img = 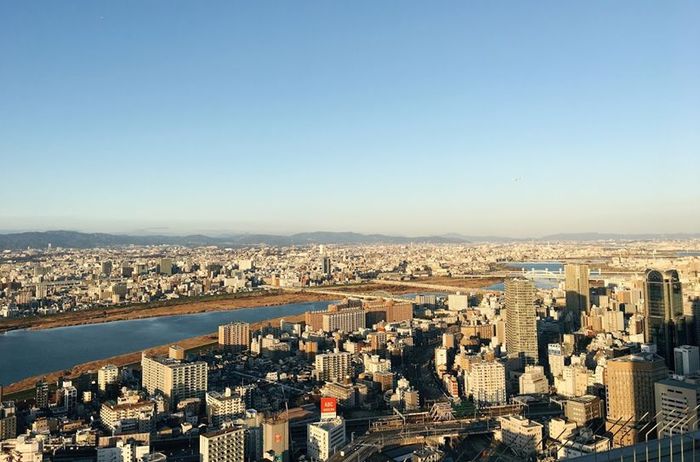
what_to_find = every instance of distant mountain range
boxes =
[0,230,697,250]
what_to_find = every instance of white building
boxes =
[141,352,207,408]
[466,360,506,405]
[307,417,346,462]
[98,364,120,393]
[448,294,470,311]
[96,440,149,462]
[363,354,391,374]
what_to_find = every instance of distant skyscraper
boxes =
[643,269,688,369]
[322,256,332,277]
[159,258,173,275]
[505,278,539,367]
[565,264,590,330]
[674,345,700,376]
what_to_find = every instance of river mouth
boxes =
[0,300,330,386]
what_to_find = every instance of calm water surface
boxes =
[0,301,329,385]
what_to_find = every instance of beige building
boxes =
[141,350,207,408]
[263,415,289,462]
[499,415,543,455]
[218,322,250,352]
[206,388,247,429]
[519,365,548,394]
[605,353,668,446]
[505,278,538,366]
[100,393,156,435]
[565,264,590,322]
[322,308,365,333]
[200,425,245,462]
[315,351,352,383]
[0,403,16,442]
[654,375,700,438]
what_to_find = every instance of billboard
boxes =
[320,397,337,419]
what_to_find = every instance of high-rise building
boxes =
[654,375,700,438]
[674,345,700,376]
[98,364,120,394]
[605,353,668,447]
[322,308,365,333]
[159,258,173,275]
[505,278,539,367]
[141,351,207,408]
[200,425,245,462]
[218,322,251,352]
[644,269,688,369]
[565,264,590,329]
[322,256,332,277]
[0,402,17,442]
[315,351,352,383]
[35,380,49,409]
[307,416,346,462]
[465,360,506,406]
[263,415,289,462]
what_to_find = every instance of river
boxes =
[0,300,330,386]
[486,261,563,290]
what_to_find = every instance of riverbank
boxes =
[0,290,328,333]
[2,313,306,398]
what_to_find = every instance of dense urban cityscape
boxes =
[0,238,699,461]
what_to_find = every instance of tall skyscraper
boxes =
[505,278,539,367]
[218,322,251,352]
[565,264,590,330]
[605,352,668,447]
[643,269,688,369]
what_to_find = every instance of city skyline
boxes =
[2,1,699,236]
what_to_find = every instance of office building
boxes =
[605,353,668,446]
[674,345,700,376]
[505,278,539,367]
[322,256,331,276]
[141,351,207,408]
[654,375,700,438]
[448,293,470,311]
[644,269,688,369]
[200,425,245,462]
[307,416,346,462]
[218,322,251,352]
[564,395,604,427]
[315,351,351,383]
[159,258,173,275]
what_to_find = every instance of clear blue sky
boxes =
[1,1,698,237]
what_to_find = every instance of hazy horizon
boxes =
[2,2,699,236]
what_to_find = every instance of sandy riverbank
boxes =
[0,291,328,333]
